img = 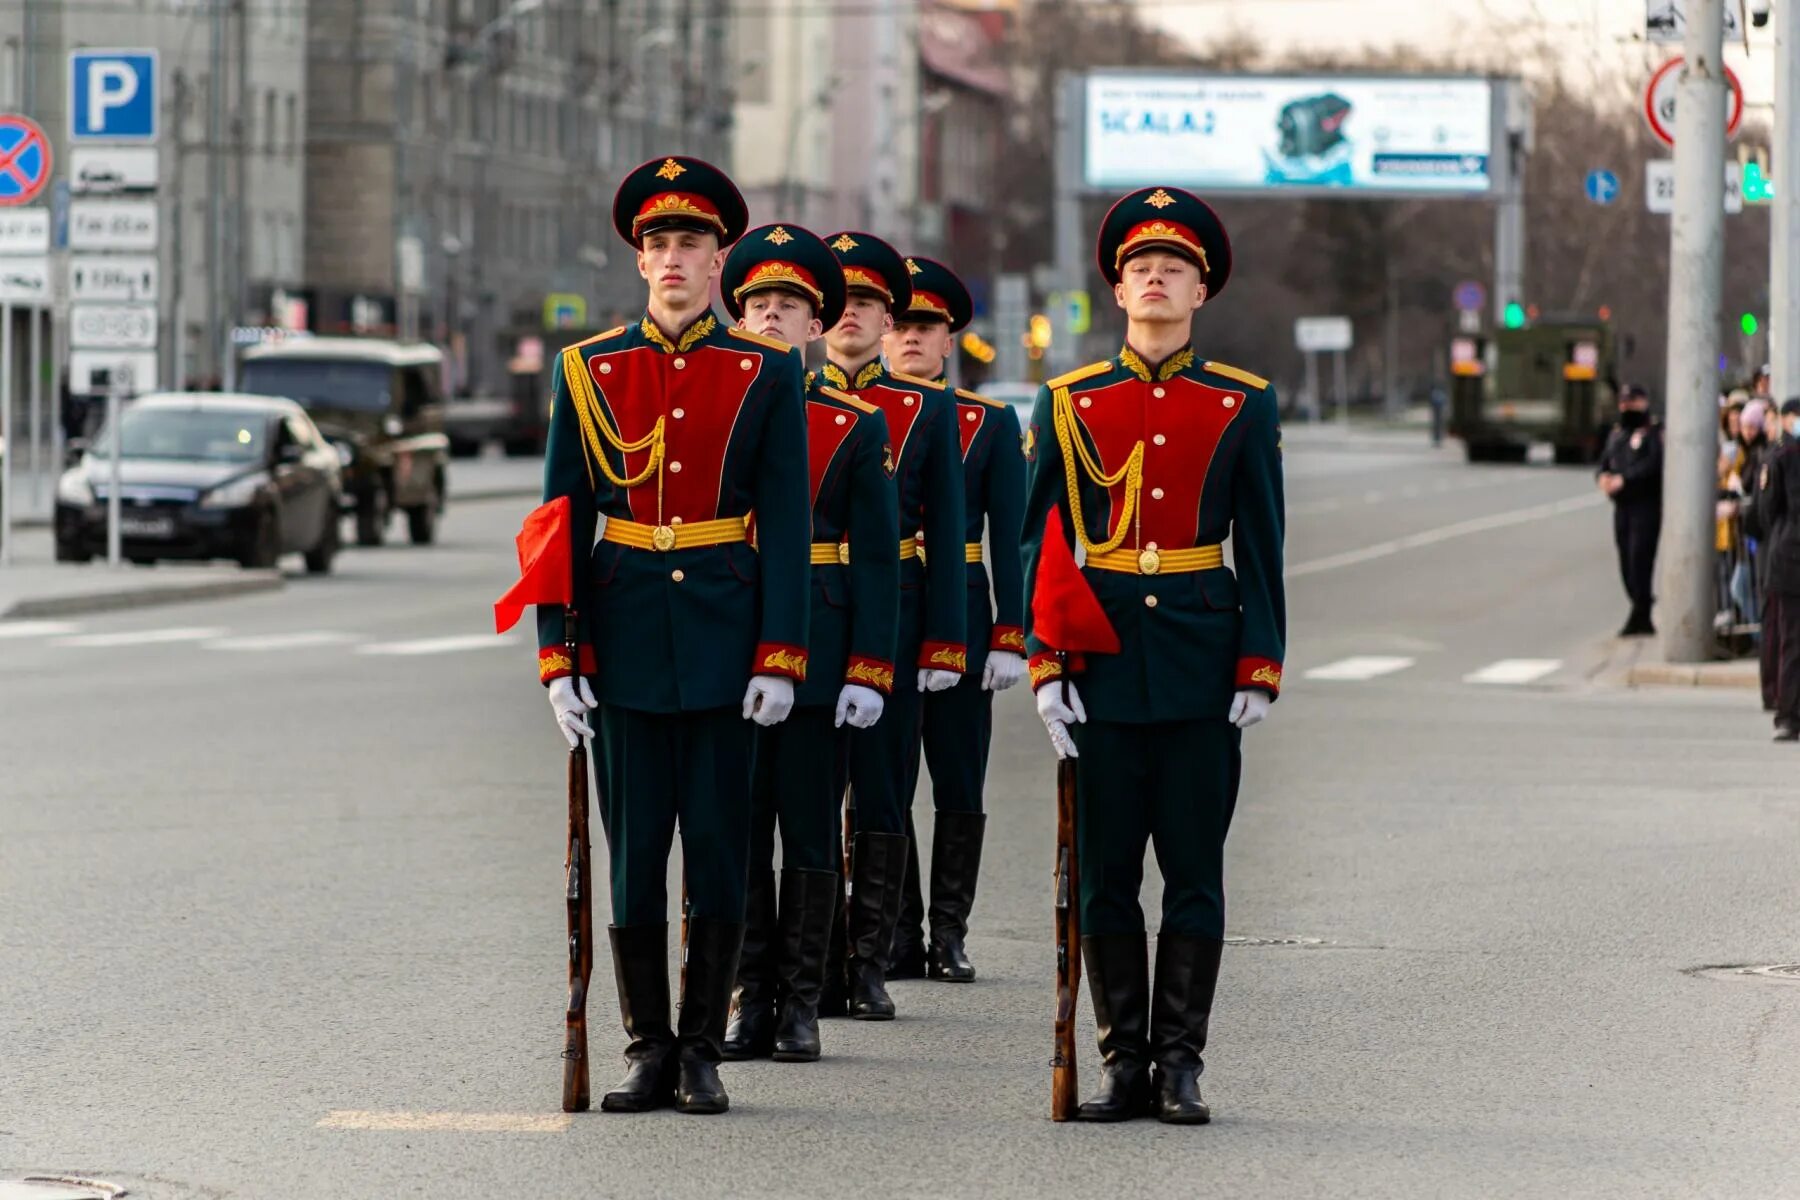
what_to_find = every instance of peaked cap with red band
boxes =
[1096,185,1232,294]
[721,223,847,331]
[822,230,913,316]
[612,155,749,248]
[896,255,973,333]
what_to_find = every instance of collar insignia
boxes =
[823,362,850,390]
[855,361,883,390]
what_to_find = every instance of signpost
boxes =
[1294,316,1354,425]
[1645,56,1744,146]
[0,118,50,567]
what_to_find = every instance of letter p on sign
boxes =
[69,51,158,142]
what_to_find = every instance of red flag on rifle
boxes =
[1030,508,1119,655]
[494,496,573,634]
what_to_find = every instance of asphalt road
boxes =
[4,429,1798,1199]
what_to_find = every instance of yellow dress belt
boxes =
[602,514,750,552]
[818,538,921,564]
[1085,543,1224,576]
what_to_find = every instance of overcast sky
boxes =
[1141,0,1778,106]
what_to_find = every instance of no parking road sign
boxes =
[0,114,53,207]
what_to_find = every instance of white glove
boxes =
[1035,679,1086,760]
[918,668,961,693]
[742,675,796,726]
[982,650,1025,692]
[1228,690,1271,730]
[548,676,596,748]
[834,683,886,729]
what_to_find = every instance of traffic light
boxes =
[1742,312,1760,336]
[1503,302,1526,330]
[1744,159,1774,204]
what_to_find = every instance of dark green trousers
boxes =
[848,587,926,835]
[750,706,846,873]
[920,674,992,814]
[596,704,754,926]
[1070,718,1241,939]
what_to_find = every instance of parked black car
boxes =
[54,393,343,572]
[238,337,450,546]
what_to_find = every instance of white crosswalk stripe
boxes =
[1303,656,1416,682]
[0,620,79,640]
[205,631,360,652]
[55,627,227,648]
[1464,659,1562,686]
[356,635,515,657]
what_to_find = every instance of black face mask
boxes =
[1619,409,1650,430]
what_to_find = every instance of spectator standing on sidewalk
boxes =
[1758,405,1800,741]
[1597,385,1664,637]
[1756,401,1800,722]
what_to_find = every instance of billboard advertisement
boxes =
[1084,73,1497,195]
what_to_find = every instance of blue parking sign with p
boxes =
[70,51,158,142]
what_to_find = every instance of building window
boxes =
[286,94,298,160]
[264,90,276,154]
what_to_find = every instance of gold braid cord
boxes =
[561,347,665,490]
[1051,386,1142,555]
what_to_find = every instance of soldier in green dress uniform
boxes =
[817,231,968,1019]
[882,256,1026,983]
[712,223,901,1063]
[535,156,813,1116]
[1022,185,1285,1124]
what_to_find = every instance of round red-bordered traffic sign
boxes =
[0,113,52,207]
[1644,57,1744,147]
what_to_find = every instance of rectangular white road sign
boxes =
[1295,315,1354,353]
[70,254,159,302]
[1646,160,1743,214]
[0,208,51,255]
[69,349,158,396]
[69,199,158,250]
[1646,0,1742,44]
[70,146,159,194]
[71,302,158,350]
[0,257,51,304]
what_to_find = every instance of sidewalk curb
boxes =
[1624,662,1759,690]
[2,571,285,621]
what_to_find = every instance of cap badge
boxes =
[1145,188,1176,209]
[766,226,794,245]
[831,233,859,252]
[656,158,686,181]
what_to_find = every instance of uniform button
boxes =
[904,396,916,407]
[1153,386,1166,398]
[1153,434,1166,446]
[1145,541,1158,551]
[669,461,682,473]
[1223,397,1236,408]
[1144,594,1158,608]
[1079,396,1092,408]
[740,358,753,370]
[835,413,847,425]
[1151,487,1165,499]
[965,411,977,421]
[670,516,683,525]
[672,407,685,419]
[598,361,613,374]
[671,569,685,582]
[673,357,686,370]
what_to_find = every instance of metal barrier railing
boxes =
[1714,496,1763,656]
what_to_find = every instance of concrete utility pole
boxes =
[1773,0,1800,405]
[1661,0,1729,663]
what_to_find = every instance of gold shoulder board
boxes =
[818,385,880,415]
[889,370,948,391]
[1204,361,1269,390]
[957,388,1008,408]
[1047,360,1112,391]
[572,325,627,350]
[727,326,792,352]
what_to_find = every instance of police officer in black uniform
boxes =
[1596,384,1664,637]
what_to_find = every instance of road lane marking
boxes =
[54,627,227,648]
[1288,493,1602,578]
[0,620,79,639]
[1464,658,1562,685]
[316,1110,571,1133]
[1303,656,1416,681]
[356,635,516,656]
[205,631,358,652]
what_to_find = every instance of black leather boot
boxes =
[600,923,677,1113]
[772,868,838,1062]
[926,811,986,982]
[846,831,908,1020]
[888,811,927,979]
[721,866,777,1060]
[1076,932,1152,1122]
[674,915,744,1115]
[1150,932,1223,1126]
[820,866,850,1018]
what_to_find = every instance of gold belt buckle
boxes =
[1138,547,1161,575]
[651,524,677,552]
[837,542,850,565]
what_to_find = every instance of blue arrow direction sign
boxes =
[1585,168,1620,206]
[0,114,53,207]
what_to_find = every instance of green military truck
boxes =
[1448,318,1615,464]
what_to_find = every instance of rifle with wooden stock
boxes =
[559,609,595,1113]
[1051,665,1081,1121]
